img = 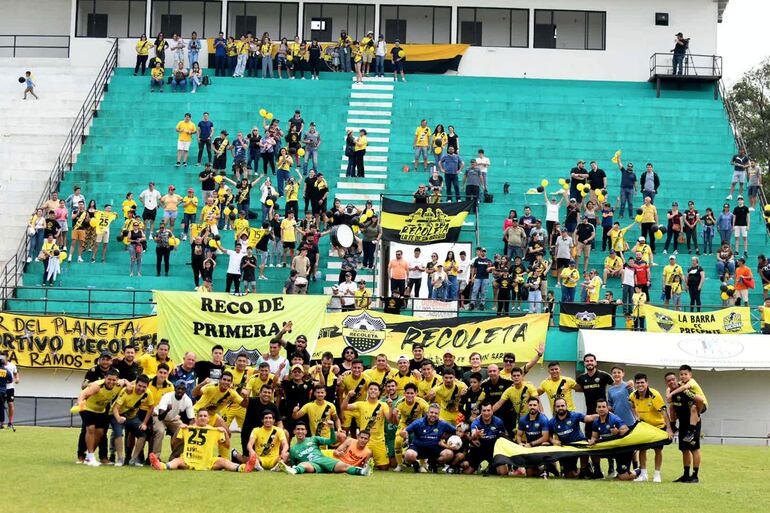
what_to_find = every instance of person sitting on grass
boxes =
[150,409,257,472]
[277,421,373,476]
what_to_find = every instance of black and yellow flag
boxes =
[559,302,616,332]
[493,422,671,468]
[380,198,471,244]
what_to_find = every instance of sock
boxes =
[86,452,95,461]
[640,469,648,478]
[692,467,699,478]
[346,467,364,476]
[683,466,690,477]
[294,465,306,475]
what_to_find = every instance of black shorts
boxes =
[283,241,295,250]
[311,199,326,215]
[664,285,672,300]
[556,258,570,269]
[5,389,14,402]
[559,456,579,474]
[467,444,498,470]
[142,208,157,221]
[614,452,633,475]
[80,410,111,429]
[679,421,701,451]
[412,444,443,462]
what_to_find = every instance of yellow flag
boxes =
[611,150,622,164]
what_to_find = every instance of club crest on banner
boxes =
[341,312,387,354]
[400,207,451,242]
[223,346,263,366]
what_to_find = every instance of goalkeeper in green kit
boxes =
[277,421,373,476]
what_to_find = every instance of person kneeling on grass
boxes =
[150,409,256,472]
[277,421,373,476]
[244,411,289,471]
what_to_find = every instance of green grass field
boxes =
[4,427,769,512]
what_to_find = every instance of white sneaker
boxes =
[393,464,403,472]
[68,255,72,262]
[417,464,428,473]
[662,249,667,255]
[182,235,187,241]
[86,459,101,467]
[634,473,648,482]
[749,207,755,212]
[277,461,296,475]
[114,459,124,467]
[26,256,32,263]
[77,257,84,262]
[608,470,618,479]
[653,474,662,483]
[259,275,268,280]
[269,264,274,268]
[726,194,733,200]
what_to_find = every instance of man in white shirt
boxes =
[375,34,387,77]
[476,149,490,178]
[328,284,342,312]
[65,185,86,213]
[431,264,448,300]
[217,241,247,294]
[139,182,162,236]
[338,272,357,311]
[407,247,425,298]
[152,381,195,458]
[256,340,288,379]
[457,250,471,308]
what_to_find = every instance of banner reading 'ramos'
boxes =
[313,311,548,366]
[154,292,328,362]
[641,304,755,334]
[0,312,157,370]
[380,198,472,244]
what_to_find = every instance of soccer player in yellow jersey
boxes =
[537,361,578,412]
[666,364,708,444]
[629,373,673,482]
[76,369,127,466]
[417,361,440,399]
[244,362,277,400]
[111,374,154,466]
[492,367,537,426]
[150,409,256,472]
[364,354,392,393]
[223,354,253,427]
[294,384,340,437]
[146,363,174,407]
[428,369,467,423]
[246,411,288,471]
[193,371,247,415]
[413,119,432,172]
[137,339,173,377]
[388,356,420,395]
[338,359,370,429]
[342,382,391,470]
[391,383,429,471]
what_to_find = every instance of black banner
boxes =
[559,302,617,332]
[380,198,472,244]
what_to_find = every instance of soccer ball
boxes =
[446,435,463,451]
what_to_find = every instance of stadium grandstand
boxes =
[1,0,769,493]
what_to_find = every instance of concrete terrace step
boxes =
[339,164,387,172]
[338,173,387,180]
[337,181,386,190]
[349,101,393,108]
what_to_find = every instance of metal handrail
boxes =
[0,34,71,57]
[718,79,746,152]
[649,52,723,78]
[0,38,119,309]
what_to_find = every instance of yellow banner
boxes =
[641,304,755,334]
[154,292,328,362]
[313,311,548,366]
[0,313,157,370]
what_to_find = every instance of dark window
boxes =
[655,12,669,27]
[534,9,605,50]
[457,8,528,47]
[379,5,451,44]
[303,3,374,42]
[76,0,147,38]
[227,2,299,39]
[150,0,223,38]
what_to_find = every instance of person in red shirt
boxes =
[632,252,651,300]
[734,258,755,306]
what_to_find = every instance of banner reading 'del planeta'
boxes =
[154,292,328,362]
[640,304,755,334]
[380,198,472,244]
[313,310,548,366]
[0,312,157,369]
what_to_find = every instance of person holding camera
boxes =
[672,32,688,76]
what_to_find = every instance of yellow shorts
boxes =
[222,405,246,428]
[72,229,86,242]
[342,410,359,429]
[259,455,280,470]
[369,440,389,467]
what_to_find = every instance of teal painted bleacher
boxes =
[387,75,755,307]
[8,69,352,315]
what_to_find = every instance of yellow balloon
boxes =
[59,252,67,262]
[721,292,729,301]
[223,207,231,216]
[259,108,267,117]
[209,239,218,248]
[266,199,274,207]
[654,230,663,240]
[297,148,305,157]
[576,183,585,192]
[597,194,605,203]
[434,147,442,155]
[287,54,293,62]
[398,50,405,58]
[352,225,359,234]
[541,179,549,188]
[562,183,569,190]
[635,214,643,222]
[89,218,98,228]
[558,178,566,185]
[266,113,273,120]
[580,191,587,198]
[215,175,223,184]
[169,237,177,247]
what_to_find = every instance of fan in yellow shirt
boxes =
[200,197,220,228]
[629,375,672,481]
[585,271,603,303]
[232,212,250,241]
[342,382,391,469]
[428,369,467,423]
[176,115,196,143]
[560,265,580,288]
[122,195,137,219]
[150,409,256,472]
[603,251,624,282]
[293,384,340,437]
[537,362,577,411]
[245,410,288,470]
